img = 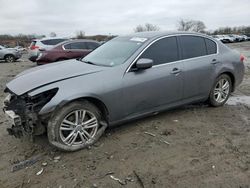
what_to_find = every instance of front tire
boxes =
[47,101,106,151]
[208,74,232,107]
[5,55,15,63]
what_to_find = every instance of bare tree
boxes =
[177,19,206,33]
[76,30,85,39]
[134,23,160,32]
[50,32,57,37]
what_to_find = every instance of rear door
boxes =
[64,42,91,59]
[178,35,218,100]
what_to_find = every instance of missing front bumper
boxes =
[3,109,23,138]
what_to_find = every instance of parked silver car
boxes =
[0,45,22,63]
[3,32,245,151]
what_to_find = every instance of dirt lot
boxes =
[0,42,250,188]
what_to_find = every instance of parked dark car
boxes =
[36,39,100,65]
[3,31,245,151]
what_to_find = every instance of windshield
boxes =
[82,37,146,67]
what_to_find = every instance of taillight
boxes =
[240,54,245,63]
[30,46,39,50]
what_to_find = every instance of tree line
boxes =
[134,19,250,35]
[1,19,250,47]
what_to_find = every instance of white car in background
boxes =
[222,35,235,43]
[212,35,224,42]
[28,37,68,62]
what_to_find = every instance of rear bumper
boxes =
[15,53,22,59]
[29,55,38,62]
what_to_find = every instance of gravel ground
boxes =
[0,42,250,188]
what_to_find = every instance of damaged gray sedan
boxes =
[3,31,245,151]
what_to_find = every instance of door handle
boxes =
[211,59,220,65]
[171,68,181,74]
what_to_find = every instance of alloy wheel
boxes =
[59,109,98,146]
[213,78,230,103]
[5,56,14,63]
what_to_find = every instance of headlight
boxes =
[27,88,58,112]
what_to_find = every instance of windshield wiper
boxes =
[81,59,96,65]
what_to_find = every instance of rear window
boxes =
[41,39,67,45]
[179,36,207,59]
[205,38,217,54]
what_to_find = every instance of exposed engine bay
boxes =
[3,88,58,138]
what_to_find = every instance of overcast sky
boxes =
[0,0,249,37]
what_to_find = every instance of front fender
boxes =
[27,79,108,117]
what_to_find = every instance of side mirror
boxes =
[136,58,153,70]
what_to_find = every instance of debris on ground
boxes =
[133,170,145,188]
[53,156,61,163]
[110,175,126,185]
[36,168,44,176]
[144,132,156,137]
[54,156,61,160]
[42,162,47,167]
[160,140,171,145]
[11,155,42,172]
[97,171,114,179]
[161,129,176,136]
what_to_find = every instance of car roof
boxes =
[122,31,211,40]
[54,39,99,48]
[33,37,69,42]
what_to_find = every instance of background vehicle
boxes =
[0,45,22,63]
[36,39,100,65]
[4,32,245,151]
[223,35,235,42]
[14,46,26,53]
[28,37,68,62]
[213,35,224,42]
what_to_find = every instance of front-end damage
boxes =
[3,88,58,139]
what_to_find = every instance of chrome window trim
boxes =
[126,34,219,73]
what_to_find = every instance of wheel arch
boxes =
[4,53,15,59]
[52,96,110,123]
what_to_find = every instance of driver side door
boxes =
[122,36,184,117]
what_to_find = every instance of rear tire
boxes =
[208,74,232,107]
[47,101,106,151]
[5,55,15,63]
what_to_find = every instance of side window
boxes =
[86,42,100,50]
[70,42,87,50]
[140,37,179,65]
[41,39,66,45]
[64,43,71,50]
[205,38,217,55]
[179,36,206,59]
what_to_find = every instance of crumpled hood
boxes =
[6,59,104,96]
